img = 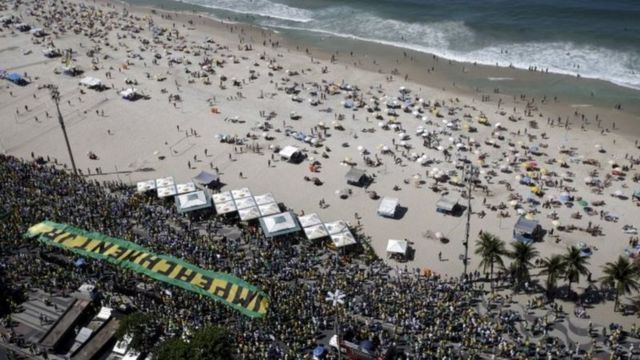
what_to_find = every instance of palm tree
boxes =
[561,246,590,296]
[539,255,565,299]
[600,256,640,312]
[475,232,507,291]
[508,241,539,290]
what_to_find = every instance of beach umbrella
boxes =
[551,220,560,227]
[595,144,601,149]
[313,345,326,358]
[437,146,445,151]
[382,146,389,152]
[357,145,364,152]
[399,141,407,147]
[435,232,443,239]
[510,200,519,206]
[422,116,428,121]
[608,159,616,165]
[584,176,593,183]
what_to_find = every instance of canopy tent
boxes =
[176,182,196,194]
[259,212,301,238]
[304,223,329,240]
[79,76,103,89]
[157,185,177,198]
[345,167,368,186]
[324,220,348,235]
[192,170,219,185]
[234,196,257,210]
[238,206,261,221]
[231,187,252,199]
[253,193,276,205]
[436,196,459,213]
[386,239,408,255]
[155,176,175,188]
[175,191,211,213]
[377,197,399,217]
[214,200,237,215]
[279,145,302,162]
[258,202,280,217]
[298,213,323,228]
[331,230,357,248]
[136,179,156,192]
[513,217,542,244]
[211,191,233,204]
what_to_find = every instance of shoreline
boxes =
[124,0,640,121]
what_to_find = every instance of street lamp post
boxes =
[462,164,479,276]
[326,289,345,360]
[49,85,78,175]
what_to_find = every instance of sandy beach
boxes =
[2,0,640,331]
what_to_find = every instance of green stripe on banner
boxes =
[25,221,268,318]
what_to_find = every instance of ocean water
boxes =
[163,0,640,91]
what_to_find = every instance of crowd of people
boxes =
[2,155,638,359]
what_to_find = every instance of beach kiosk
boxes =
[377,197,399,218]
[436,196,460,215]
[513,217,543,244]
[345,167,368,187]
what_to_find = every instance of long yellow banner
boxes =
[26,221,268,318]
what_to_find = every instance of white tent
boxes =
[120,88,139,100]
[324,220,348,235]
[235,196,257,210]
[258,202,280,217]
[155,176,175,188]
[259,212,301,237]
[79,76,103,88]
[279,145,300,161]
[214,200,237,214]
[231,187,252,199]
[157,185,177,198]
[175,191,211,213]
[304,223,329,240]
[298,213,323,228]
[377,197,399,217]
[386,239,408,255]
[176,182,196,194]
[211,191,233,204]
[331,230,357,248]
[253,193,276,205]
[136,179,156,192]
[238,206,261,221]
